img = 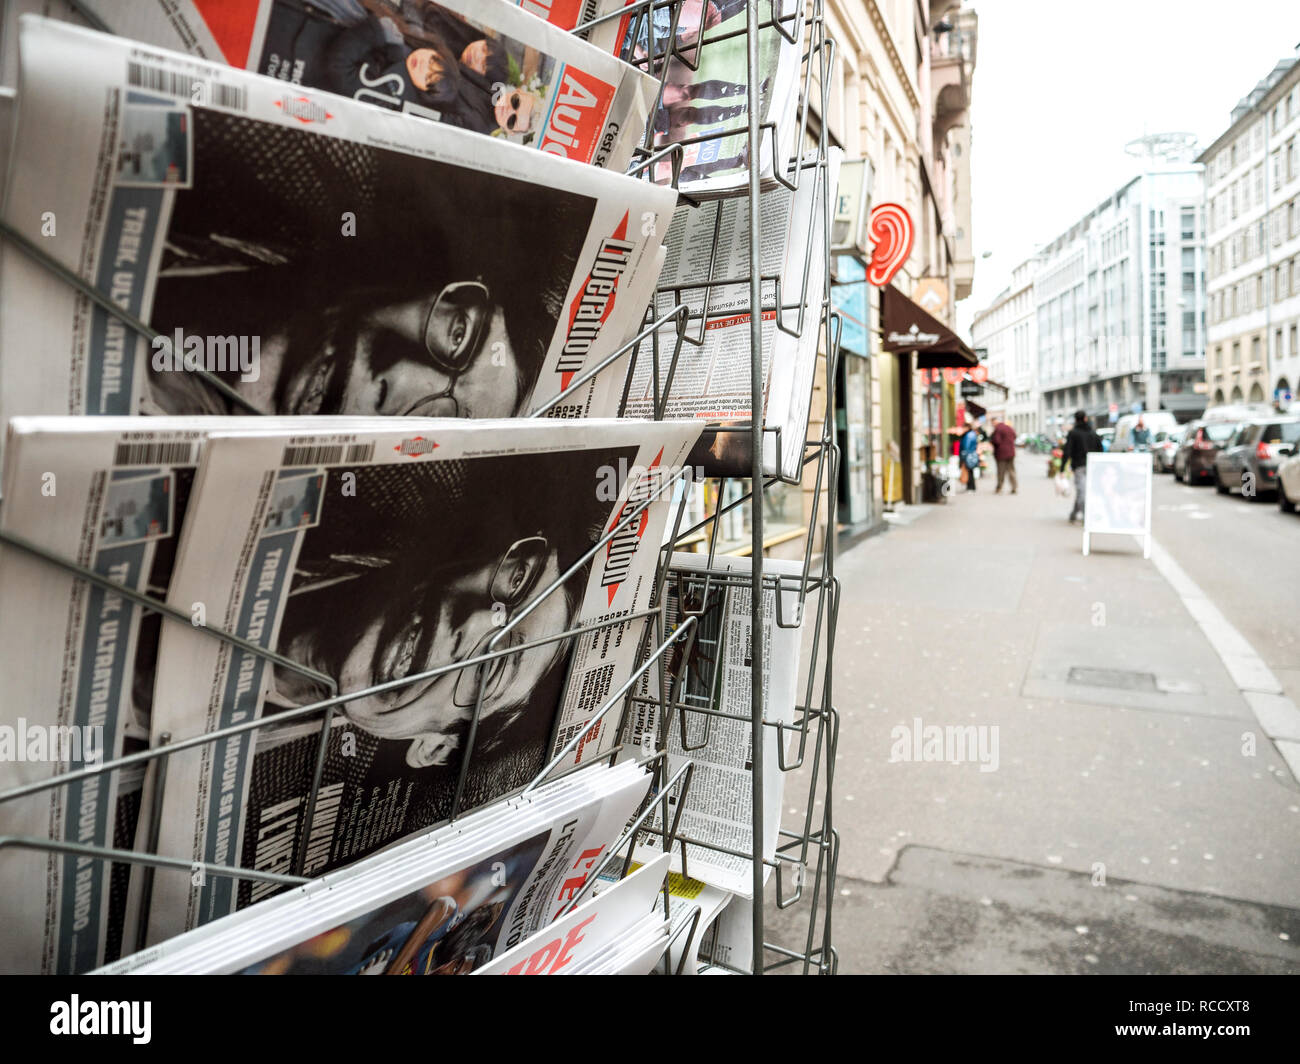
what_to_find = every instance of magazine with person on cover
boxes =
[139,417,698,944]
[63,0,656,168]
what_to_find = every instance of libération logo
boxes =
[557,213,634,391]
[600,448,662,606]
[50,996,151,1044]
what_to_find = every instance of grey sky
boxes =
[961,0,1300,334]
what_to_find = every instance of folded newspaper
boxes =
[140,416,697,944]
[0,414,290,975]
[626,553,806,896]
[0,414,444,974]
[475,851,669,974]
[624,150,842,479]
[594,857,731,975]
[95,760,651,973]
[0,16,678,467]
[600,0,803,196]
[70,0,656,169]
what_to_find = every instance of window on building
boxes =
[1258,273,1266,306]
[1251,335,1262,364]
[1232,340,1241,365]
[1291,324,1299,358]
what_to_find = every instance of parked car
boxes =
[1152,427,1185,473]
[1278,443,1300,513]
[1112,411,1180,453]
[1213,417,1300,500]
[1174,420,1238,484]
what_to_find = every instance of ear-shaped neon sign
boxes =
[866,203,915,287]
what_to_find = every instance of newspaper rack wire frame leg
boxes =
[572,0,840,974]
[631,0,842,967]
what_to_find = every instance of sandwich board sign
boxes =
[1083,453,1152,558]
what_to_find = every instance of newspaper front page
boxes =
[0,416,260,974]
[0,16,677,469]
[625,553,806,896]
[0,415,407,973]
[619,150,841,478]
[140,417,697,943]
[74,0,657,170]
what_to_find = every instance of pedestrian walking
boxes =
[990,415,1018,494]
[1064,409,1103,524]
[959,422,982,491]
[1131,416,1151,453]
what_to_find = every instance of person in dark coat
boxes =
[1064,410,1104,523]
[990,416,1018,494]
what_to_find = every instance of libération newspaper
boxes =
[71,0,656,169]
[0,16,678,466]
[625,150,842,479]
[96,761,653,974]
[0,416,213,975]
[0,414,427,974]
[140,417,698,945]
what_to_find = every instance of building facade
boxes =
[818,0,979,522]
[1200,49,1300,410]
[970,256,1037,434]
[1034,167,1207,432]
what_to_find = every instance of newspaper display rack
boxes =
[0,0,841,976]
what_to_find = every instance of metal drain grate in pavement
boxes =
[1066,667,1159,692]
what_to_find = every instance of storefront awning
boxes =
[879,285,978,368]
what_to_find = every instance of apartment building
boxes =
[970,257,1037,434]
[1200,48,1300,409]
[1034,166,1207,432]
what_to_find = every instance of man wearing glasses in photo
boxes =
[144,107,594,420]
[268,450,632,795]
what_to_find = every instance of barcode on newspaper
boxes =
[113,442,196,467]
[280,443,376,467]
[127,61,247,110]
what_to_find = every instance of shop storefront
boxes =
[832,256,875,531]
[879,285,978,501]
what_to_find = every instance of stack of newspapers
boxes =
[0,0,827,976]
[96,763,670,975]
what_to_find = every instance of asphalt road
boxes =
[1149,467,1300,705]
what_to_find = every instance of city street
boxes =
[774,453,1300,974]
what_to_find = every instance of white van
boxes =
[1112,410,1180,453]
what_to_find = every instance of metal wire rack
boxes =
[0,0,841,976]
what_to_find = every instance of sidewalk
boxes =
[774,458,1300,974]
